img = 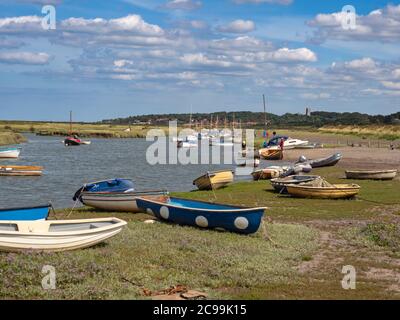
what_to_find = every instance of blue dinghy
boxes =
[0,204,50,221]
[136,197,266,235]
[73,178,135,201]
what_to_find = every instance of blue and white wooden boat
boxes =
[0,204,50,221]
[73,178,135,201]
[136,197,266,235]
[0,147,21,159]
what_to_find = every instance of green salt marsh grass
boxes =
[0,215,317,299]
[320,125,400,141]
[0,121,165,139]
[0,132,26,146]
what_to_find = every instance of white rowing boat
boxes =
[345,169,398,180]
[80,190,169,212]
[0,148,21,159]
[0,218,127,252]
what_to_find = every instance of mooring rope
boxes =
[49,202,58,220]
[67,186,85,217]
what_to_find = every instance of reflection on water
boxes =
[0,134,265,209]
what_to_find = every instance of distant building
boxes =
[305,107,312,117]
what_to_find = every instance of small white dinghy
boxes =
[0,147,21,159]
[0,217,127,252]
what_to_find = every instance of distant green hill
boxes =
[102,111,400,128]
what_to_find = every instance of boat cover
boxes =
[73,179,135,201]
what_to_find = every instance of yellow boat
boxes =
[193,170,234,190]
[251,168,282,180]
[286,183,360,199]
[0,165,43,176]
[259,148,283,160]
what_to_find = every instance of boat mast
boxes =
[69,110,72,136]
[189,104,192,129]
[263,94,267,133]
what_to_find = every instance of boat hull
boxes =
[345,170,398,180]
[309,153,342,168]
[136,197,266,235]
[0,148,21,159]
[0,218,127,252]
[0,205,50,221]
[252,168,282,180]
[0,165,43,176]
[81,191,169,212]
[271,175,320,193]
[193,170,234,190]
[286,184,360,199]
[259,148,283,160]
[64,138,81,146]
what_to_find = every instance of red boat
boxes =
[64,136,81,146]
[64,111,81,146]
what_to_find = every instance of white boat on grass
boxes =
[0,218,127,252]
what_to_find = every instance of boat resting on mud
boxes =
[297,153,342,168]
[345,169,398,180]
[258,148,283,160]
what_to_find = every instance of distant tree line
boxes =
[102,111,400,128]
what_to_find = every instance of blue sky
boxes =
[0,0,399,121]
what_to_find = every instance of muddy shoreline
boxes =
[285,147,400,170]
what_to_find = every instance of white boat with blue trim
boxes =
[0,147,21,159]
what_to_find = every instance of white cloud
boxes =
[217,20,255,33]
[163,0,202,10]
[114,59,133,68]
[268,47,317,62]
[0,15,43,33]
[0,37,25,49]
[308,4,400,43]
[0,51,50,65]
[344,57,376,70]
[61,15,164,36]
[181,53,234,68]
[301,92,331,100]
[381,81,400,90]
[392,69,400,79]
